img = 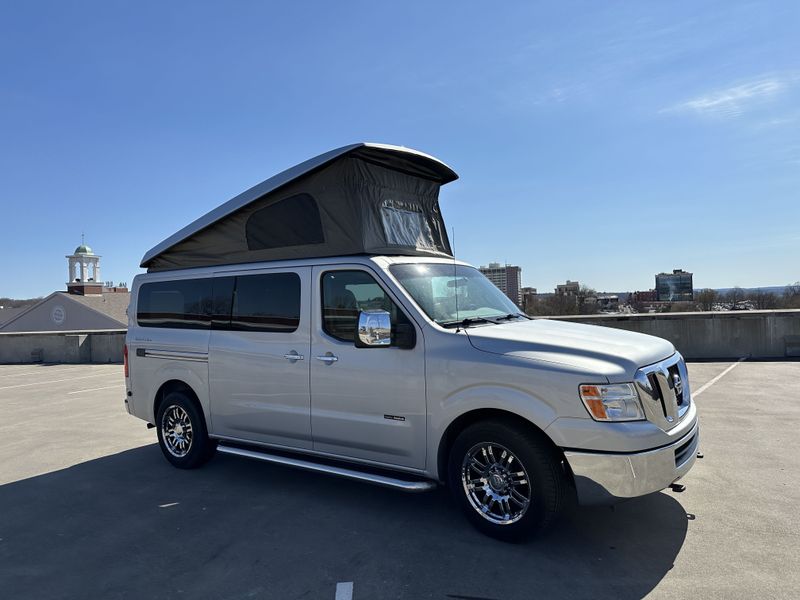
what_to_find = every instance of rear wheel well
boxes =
[153,380,203,425]
[436,409,564,484]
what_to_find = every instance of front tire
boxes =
[156,391,216,469]
[448,419,570,541]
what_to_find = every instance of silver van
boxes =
[125,144,698,540]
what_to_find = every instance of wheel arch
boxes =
[436,408,566,485]
[153,380,205,427]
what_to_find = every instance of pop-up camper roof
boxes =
[141,143,458,272]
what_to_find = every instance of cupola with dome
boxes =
[66,235,102,295]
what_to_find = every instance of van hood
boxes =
[465,318,675,381]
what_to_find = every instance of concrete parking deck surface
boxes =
[0,362,798,599]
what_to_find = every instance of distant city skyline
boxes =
[2,2,799,298]
[5,234,797,301]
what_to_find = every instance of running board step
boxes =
[217,444,437,493]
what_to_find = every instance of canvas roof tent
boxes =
[141,143,459,272]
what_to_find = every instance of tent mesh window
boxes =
[379,198,436,249]
[246,193,325,250]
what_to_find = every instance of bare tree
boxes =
[784,282,800,309]
[696,288,718,311]
[526,295,562,316]
[0,297,40,309]
[726,287,745,310]
[548,294,579,316]
[748,290,778,310]
[577,285,598,315]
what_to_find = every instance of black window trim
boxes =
[210,275,235,330]
[136,271,304,333]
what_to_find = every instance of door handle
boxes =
[283,351,304,362]
[315,353,338,364]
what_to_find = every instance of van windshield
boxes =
[389,263,523,327]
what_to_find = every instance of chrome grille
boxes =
[634,353,691,431]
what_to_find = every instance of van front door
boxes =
[209,267,312,449]
[310,266,426,469]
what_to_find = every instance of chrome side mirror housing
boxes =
[356,310,392,347]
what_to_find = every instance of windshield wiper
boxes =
[440,316,502,329]
[496,312,531,322]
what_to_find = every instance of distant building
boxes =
[0,240,129,333]
[555,280,580,296]
[656,269,693,302]
[521,287,537,314]
[631,289,658,303]
[480,262,522,307]
[0,306,27,327]
[66,242,103,295]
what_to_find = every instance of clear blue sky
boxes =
[2,1,798,298]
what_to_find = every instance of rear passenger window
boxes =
[231,273,301,332]
[137,279,212,329]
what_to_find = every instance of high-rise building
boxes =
[656,269,693,302]
[479,262,522,307]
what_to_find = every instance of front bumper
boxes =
[564,420,699,506]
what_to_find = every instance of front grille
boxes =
[635,353,691,431]
[668,364,686,407]
[646,372,670,420]
[674,431,698,467]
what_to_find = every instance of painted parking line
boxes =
[0,367,81,379]
[693,357,747,397]
[0,373,113,391]
[335,582,353,600]
[67,384,125,395]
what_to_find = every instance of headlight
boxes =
[579,383,645,422]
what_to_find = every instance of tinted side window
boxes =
[321,270,409,342]
[137,279,212,329]
[231,273,301,332]
[246,194,324,250]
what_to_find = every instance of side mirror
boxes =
[355,310,391,348]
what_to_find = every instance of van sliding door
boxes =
[208,267,312,449]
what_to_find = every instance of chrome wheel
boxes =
[461,442,532,525]
[161,404,194,458]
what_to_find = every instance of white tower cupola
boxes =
[66,235,103,295]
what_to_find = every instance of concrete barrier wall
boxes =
[548,309,800,360]
[1,310,799,364]
[0,330,126,364]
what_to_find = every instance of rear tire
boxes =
[156,391,216,469]
[447,419,570,541]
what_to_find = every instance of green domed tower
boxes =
[66,236,102,295]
